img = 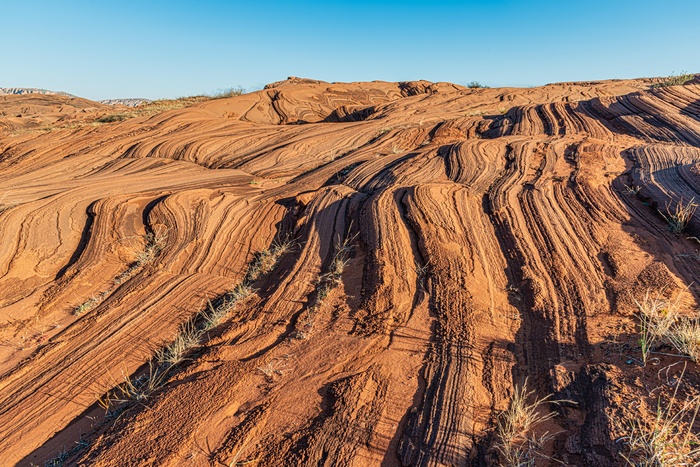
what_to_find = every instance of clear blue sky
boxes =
[2,0,698,100]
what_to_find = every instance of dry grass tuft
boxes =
[114,366,167,403]
[634,291,680,365]
[202,283,253,330]
[494,380,566,466]
[660,198,697,235]
[202,299,229,331]
[43,435,90,467]
[229,282,254,301]
[257,359,288,382]
[73,295,101,315]
[134,228,169,266]
[155,320,202,367]
[668,317,700,363]
[321,232,355,285]
[43,447,69,467]
[97,361,167,414]
[634,289,700,364]
[246,238,293,283]
[625,184,641,195]
[620,371,700,466]
[295,230,356,340]
[73,230,168,317]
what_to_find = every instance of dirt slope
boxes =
[1,76,700,466]
[0,93,109,133]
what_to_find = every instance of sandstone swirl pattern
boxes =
[0,77,699,466]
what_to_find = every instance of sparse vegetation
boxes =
[414,259,430,277]
[667,317,700,363]
[155,319,202,367]
[72,229,168,316]
[21,68,700,467]
[73,295,102,315]
[652,71,696,88]
[97,362,167,412]
[257,359,288,382]
[624,184,641,195]
[376,127,392,137]
[95,113,129,123]
[128,237,290,394]
[620,371,700,466]
[246,237,293,283]
[322,233,353,286]
[113,364,168,404]
[93,234,289,418]
[494,380,566,466]
[211,86,245,99]
[660,197,697,234]
[134,228,169,266]
[634,289,700,364]
[296,230,355,339]
[202,283,253,331]
[43,447,69,467]
[94,87,246,124]
[635,291,677,365]
[44,436,90,466]
[467,81,489,89]
[635,291,681,365]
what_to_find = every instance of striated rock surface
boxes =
[0,77,699,466]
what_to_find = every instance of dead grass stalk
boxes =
[620,369,700,465]
[494,380,567,466]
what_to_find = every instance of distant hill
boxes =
[0,87,74,97]
[0,88,153,107]
[99,98,152,107]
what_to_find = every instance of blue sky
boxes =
[2,0,699,100]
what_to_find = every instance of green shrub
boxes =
[96,113,129,123]
[652,71,696,88]
[467,81,489,89]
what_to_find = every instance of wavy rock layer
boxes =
[1,77,700,466]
